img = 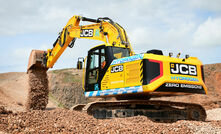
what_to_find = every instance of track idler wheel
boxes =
[187,106,206,121]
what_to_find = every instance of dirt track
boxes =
[0,64,221,133]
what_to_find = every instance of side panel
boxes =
[125,60,143,87]
[142,54,207,94]
[109,64,125,88]
[101,54,144,90]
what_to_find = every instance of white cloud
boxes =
[128,22,195,50]
[193,17,221,47]
[13,48,32,59]
[189,0,221,12]
[128,27,154,46]
[0,0,193,36]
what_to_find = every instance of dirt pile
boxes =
[204,63,221,98]
[0,108,221,133]
[0,72,28,112]
[0,106,12,114]
[26,67,49,110]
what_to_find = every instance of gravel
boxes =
[207,108,221,121]
[25,67,49,110]
[1,107,221,134]
[0,106,12,114]
[186,121,221,134]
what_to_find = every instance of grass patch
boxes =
[50,68,73,74]
[62,72,81,83]
[51,70,64,74]
[49,93,65,108]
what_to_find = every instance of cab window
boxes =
[112,47,130,59]
[101,48,106,69]
[89,49,99,69]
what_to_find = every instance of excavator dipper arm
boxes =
[27,15,134,71]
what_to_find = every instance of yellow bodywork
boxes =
[100,53,207,96]
[101,60,143,90]
[45,15,134,68]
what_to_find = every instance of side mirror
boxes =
[77,57,84,70]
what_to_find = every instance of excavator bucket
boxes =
[26,49,49,110]
[27,50,47,72]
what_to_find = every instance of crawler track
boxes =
[81,100,206,122]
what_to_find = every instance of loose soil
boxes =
[25,67,48,110]
[0,108,221,134]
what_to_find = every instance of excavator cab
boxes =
[77,57,84,70]
[84,45,130,92]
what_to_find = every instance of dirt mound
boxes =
[0,73,28,112]
[26,67,48,110]
[0,107,221,133]
[0,106,12,114]
[204,63,221,102]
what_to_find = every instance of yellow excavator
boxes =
[27,15,207,122]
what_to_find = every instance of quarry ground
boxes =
[0,64,221,133]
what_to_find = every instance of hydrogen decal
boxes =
[111,54,144,65]
[170,63,197,76]
[80,29,93,37]
[94,29,100,37]
[171,76,199,82]
[111,65,123,73]
[164,83,202,89]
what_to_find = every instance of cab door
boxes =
[85,46,108,91]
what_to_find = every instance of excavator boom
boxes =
[27,16,134,71]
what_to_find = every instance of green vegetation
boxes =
[62,72,81,83]
[49,68,82,83]
[50,68,71,74]
[48,93,65,108]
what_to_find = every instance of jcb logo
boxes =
[170,63,197,76]
[111,65,123,73]
[80,29,93,37]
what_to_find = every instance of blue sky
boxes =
[0,0,221,73]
